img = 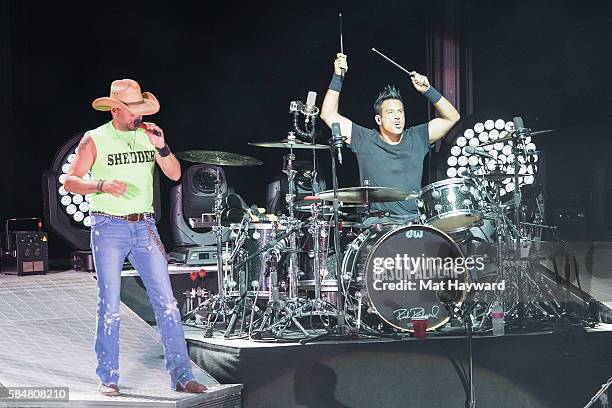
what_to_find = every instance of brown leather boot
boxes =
[176,380,207,393]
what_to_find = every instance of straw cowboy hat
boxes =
[92,79,160,115]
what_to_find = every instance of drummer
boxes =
[320,53,460,226]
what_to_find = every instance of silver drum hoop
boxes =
[418,178,483,234]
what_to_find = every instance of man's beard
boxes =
[132,118,143,129]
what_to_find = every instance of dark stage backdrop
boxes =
[1,1,610,260]
[465,0,612,241]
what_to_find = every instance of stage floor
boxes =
[184,324,612,408]
[0,271,242,407]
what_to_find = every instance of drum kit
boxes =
[176,122,584,341]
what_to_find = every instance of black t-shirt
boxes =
[349,122,431,215]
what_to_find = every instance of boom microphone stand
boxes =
[511,117,530,330]
[299,128,351,344]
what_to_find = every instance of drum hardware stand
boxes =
[470,132,561,332]
[510,125,528,329]
[329,133,350,335]
[297,133,357,345]
[246,136,348,341]
[182,170,229,335]
[502,258,563,325]
[224,229,267,338]
[247,217,342,339]
[252,250,313,339]
[470,175,514,332]
[248,250,316,339]
[282,137,302,300]
[308,203,325,303]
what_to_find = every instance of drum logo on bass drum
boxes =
[405,230,424,239]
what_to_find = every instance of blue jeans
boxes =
[90,214,194,389]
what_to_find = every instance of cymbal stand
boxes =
[309,203,324,303]
[214,170,226,300]
[182,170,228,335]
[469,169,516,332]
[282,139,301,299]
[507,127,530,329]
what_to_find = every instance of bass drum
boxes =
[342,224,466,332]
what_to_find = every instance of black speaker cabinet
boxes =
[1,231,49,276]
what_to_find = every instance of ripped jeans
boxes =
[90,214,194,389]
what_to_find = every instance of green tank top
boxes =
[89,121,157,215]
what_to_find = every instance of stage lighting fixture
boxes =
[181,164,227,220]
[266,161,327,214]
[446,119,539,197]
[169,164,229,248]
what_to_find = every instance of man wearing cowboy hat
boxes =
[64,79,207,395]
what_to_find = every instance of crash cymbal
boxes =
[479,129,555,147]
[175,150,263,166]
[315,186,419,203]
[249,139,329,150]
[293,199,366,212]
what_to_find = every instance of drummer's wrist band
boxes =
[156,144,171,157]
[423,86,442,104]
[329,73,344,92]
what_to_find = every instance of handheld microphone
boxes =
[465,146,495,160]
[331,122,344,164]
[139,122,161,136]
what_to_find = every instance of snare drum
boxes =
[342,224,466,332]
[418,178,483,234]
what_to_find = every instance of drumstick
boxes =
[338,12,346,77]
[339,12,344,54]
[371,48,416,78]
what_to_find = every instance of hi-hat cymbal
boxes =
[175,150,263,166]
[315,186,419,203]
[479,171,512,181]
[249,139,329,150]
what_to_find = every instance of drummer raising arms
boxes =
[320,53,460,225]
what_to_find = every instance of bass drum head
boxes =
[363,225,466,332]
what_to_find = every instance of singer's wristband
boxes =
[96,180,105,193]
[423,86,442,104]
[329,73,344,92]
[156,144,171,157]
